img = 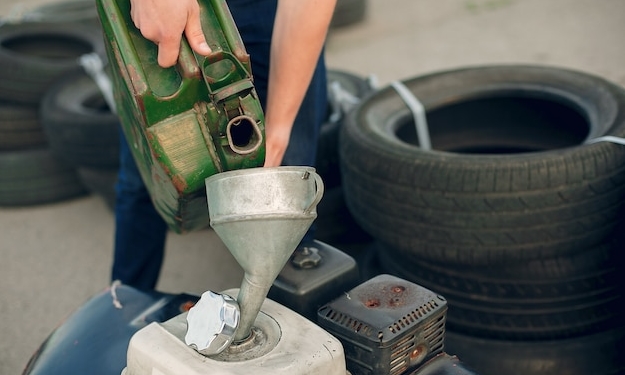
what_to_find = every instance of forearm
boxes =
[263,0,337,167]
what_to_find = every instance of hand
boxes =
[130,0,212,67]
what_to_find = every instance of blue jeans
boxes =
[112,0,327,290]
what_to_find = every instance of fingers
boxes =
[156,15,210,67]
[156,35,183,68]
[130,0,210,68]
[185,12,212,57]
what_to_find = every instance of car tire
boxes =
[444,325,625,375]
[0,100,45,150]
[23,0,99,24]
[0,148,87,206]
[315,185,373,246]
[377,241,623,340]
[40,68,120,168]
[340,65,625,267]
[0,22,105,104]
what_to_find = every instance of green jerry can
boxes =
[96,0,265,233]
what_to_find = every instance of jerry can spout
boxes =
[226,115,263,155]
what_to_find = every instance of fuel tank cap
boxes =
[185,291,240,356]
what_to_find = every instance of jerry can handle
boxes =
[209,0,249,66]
[148,36,199,83]
[200,50,252,95]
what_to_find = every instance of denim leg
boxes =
[112,128,168,290]
[282,56,327,167]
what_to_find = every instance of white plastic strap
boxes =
[79,53,117,114]
[328,81,361,123]
[110,280,123,309]
[367,74,380,90]
[391,80,432,150]
[585,136,625,146]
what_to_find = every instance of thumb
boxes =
[185,17,211,56]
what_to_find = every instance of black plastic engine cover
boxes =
[268,239,360,321]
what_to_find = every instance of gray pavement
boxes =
[1,0,625,374]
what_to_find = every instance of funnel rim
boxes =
[205,166,317,185]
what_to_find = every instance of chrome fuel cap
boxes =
[185,291,240,356]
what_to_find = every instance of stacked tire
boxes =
[0,13,108,207]
[41,68,120,209]
[340,65,625,374]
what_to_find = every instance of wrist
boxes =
[263,126,290,167]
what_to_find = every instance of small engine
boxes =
[317,274,448,375]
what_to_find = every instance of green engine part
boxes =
[96,0,266,233]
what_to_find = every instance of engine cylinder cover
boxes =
[317,274,448,375]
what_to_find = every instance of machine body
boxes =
[22,278,477,375]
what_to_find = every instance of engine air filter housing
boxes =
[317,274,447,375]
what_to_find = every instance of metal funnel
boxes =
[205,166,324,341]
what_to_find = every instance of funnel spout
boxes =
[235,274,272,341]
[213,215,316,340]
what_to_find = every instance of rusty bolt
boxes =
[409,344,428,366]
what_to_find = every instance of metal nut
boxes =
[291,246,322,269]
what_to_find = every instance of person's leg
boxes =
[112,129,168,290]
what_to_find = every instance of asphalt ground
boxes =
[1,0,624,374]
